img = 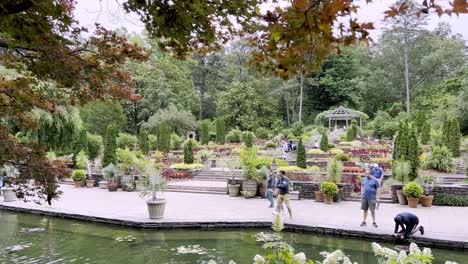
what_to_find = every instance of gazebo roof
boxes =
[324,106,362,120]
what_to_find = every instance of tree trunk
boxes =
[403,18,411,114]
[299,72,304,123]
[285,95,291,127]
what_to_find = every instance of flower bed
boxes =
[342,166,365,174]
[162,168,192,180]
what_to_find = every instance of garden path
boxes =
[1,185,467,246]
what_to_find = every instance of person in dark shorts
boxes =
[360,171,380,228]
[394,212,424,239]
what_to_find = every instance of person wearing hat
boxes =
[371,163,384,185]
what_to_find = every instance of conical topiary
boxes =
[296,138,306,169]
[320,132,328,152]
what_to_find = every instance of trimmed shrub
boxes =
[308,149,324,154]
[75,150,88,170]
[320,181,339,197]
[200,120,210,145]
[255,157,289,169]
[158,122,171,152]
[72,170,86,181]
[433,194,468,207]
[86,134,102,161]
[183,140,194,164]
[402,182,423,198]
[328,143,335,149]
[320,132,328,152]
[334,153,350,162]
[265,141,276,148]
[117,133,137,149]
[408,124,420,181]
[215,118,226,144]
[296,138,306,169]
[291,122,304,137]
[103,124,117,167]
[138,130,150,154]
[449,118,461,157]
[226,129,242,143]
[425,145,455,173]
[421,121,431,145]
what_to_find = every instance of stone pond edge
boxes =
[1,204,466,251]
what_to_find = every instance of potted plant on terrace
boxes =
[72,170,86,188]
[0,164,19,202]
[103,163,119,192]
[393,160,410,205]
[403,182,423,208]
[225,158,241,197]
[140,164,167,219]
[420,175,435,207]
[327,159,343,202]
[197,149,216,169]
[320,181,338,204]
[240,147,259,197]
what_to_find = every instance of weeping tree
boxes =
[296,138,306,169]
[103,124,118,167]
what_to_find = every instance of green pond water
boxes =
[0,211,466,264]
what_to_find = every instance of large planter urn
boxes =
[396,190,408,205]
[242,179,258,196]
[407,197,419,208]
[323,194,334,204]
[86,179,95,188]
[2,187,17,202]
[259,181,267,198]
[314,191,324,202]
[420,195,433,207]
[228,184,240,197]
[107,180,118,192]
[99,181,108,189]
[333,190,342,203]
[289,191,300,200]
[146,199,166,219]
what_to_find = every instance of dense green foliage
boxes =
[327,159,343,183]
[320,132,328,152]
[116,133,137,149]
[80,101,127,136]
[72,170,86,181]
[243,132,254,148]
[403,182,424,198]
[320,181,339,197]
[408,124,420,181]
[103,125,118,167]
[296,139,306,169]
[86,134,102,161]
[200,120,210,145]
[392,160,410,183]
[433,193,468,207]
[226,129,242,143]
[183,140,194,164]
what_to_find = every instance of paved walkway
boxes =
[1,185,467,246]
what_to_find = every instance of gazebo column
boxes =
[346,118,348,128]
[359,117,362,129]
[328,117,331,131]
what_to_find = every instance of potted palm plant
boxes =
[393,160,410,205]
[403,182,424,208]
[0,164,19,202]
[225,158,241,197]
[240,147,259,197]
[419,175,435,207]
[140,164,167,219]
[197,149,216,169]
[320,181,339,204]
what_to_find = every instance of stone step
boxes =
[165,189,226,195]
[346,197,394,204]
[165,184,227,193]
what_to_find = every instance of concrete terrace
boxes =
[1,185,467,249]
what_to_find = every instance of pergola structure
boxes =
[324,106,363,130]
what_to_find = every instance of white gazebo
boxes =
[323,106,363,130]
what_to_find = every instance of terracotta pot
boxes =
[314,191,324,202]
[396,190,407,205]
[407,197,419,208]
[228,184,240,197]
[420,195,433,207]
[146,199,166,219]
[86,179,95,188]
[323,194,334,204]
[74,180,83,188]
[107,180,118,192]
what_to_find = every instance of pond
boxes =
[0,211,466,264]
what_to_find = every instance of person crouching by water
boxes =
[275,170,293,220]
[394,212,424,240]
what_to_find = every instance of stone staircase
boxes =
[191,169,243,182]
[165,181,227,195]
[456,160,467,175]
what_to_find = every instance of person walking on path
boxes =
[394,212,424,239]
[266,171,277,208]
[360,171,380,228]
[275,170,293,220]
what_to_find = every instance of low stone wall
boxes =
[391,184,468,203]
[292,182,352,200]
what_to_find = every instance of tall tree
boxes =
[103,125,118,167]
[296,138,307,169]
[216,118,226,144]
[200,120,210,145]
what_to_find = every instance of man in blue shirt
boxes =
[371,163,384,185]
[275,170,293,220]
[360,171,380,228]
